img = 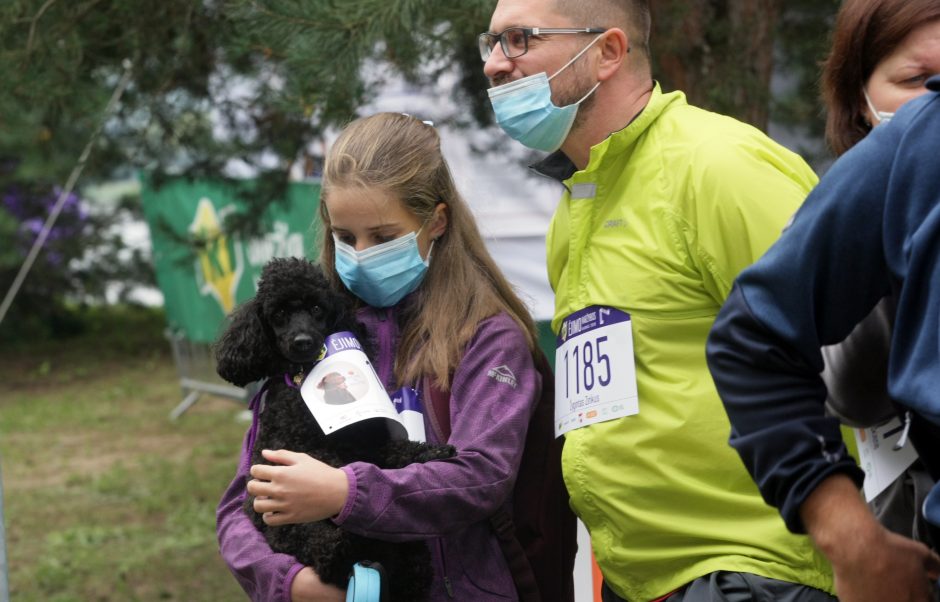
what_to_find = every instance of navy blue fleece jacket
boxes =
[706,77,940,533]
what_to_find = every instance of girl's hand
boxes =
[248,449,349,525]
[290,567,346,602]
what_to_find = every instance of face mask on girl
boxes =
[334,229,434,308]
[487,34,604,152]
[863,89,895,125]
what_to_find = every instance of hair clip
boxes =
[400,112,434,127]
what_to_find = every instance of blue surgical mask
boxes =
[863,89,895,125]
[488,35,604,152]
[334,230,432,308]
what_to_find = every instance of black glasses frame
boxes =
[478,26,608,61]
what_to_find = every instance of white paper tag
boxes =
[855,417,919,502]
[300,332,407,440]
[554,306,639,437]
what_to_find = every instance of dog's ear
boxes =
[214,299,275,386]
[331,293,374,358]
[320,280,357,331]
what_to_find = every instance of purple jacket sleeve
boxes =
[216,397,305,601]
[334,313,540,540]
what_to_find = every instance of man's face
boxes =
[483,0,596,104]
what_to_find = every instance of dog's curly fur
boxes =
[215,257,455,601]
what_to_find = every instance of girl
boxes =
[217,113,561,601]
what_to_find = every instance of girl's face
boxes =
[324,187,445,259]
[865,18,940,123]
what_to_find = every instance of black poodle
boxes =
[215,257,455,601]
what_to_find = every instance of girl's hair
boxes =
[319,112,538,387]
[821,0,940,156]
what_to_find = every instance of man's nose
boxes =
[483,42,514,82]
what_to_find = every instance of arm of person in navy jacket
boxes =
[710,85,940,602]
[705,115,904,533]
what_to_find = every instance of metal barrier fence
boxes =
[164,329,253,420]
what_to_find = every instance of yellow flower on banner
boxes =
[189,198,241,314]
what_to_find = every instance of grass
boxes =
[0,307,251,601]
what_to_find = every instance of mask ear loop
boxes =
[863,88,895,124]
[546,33,606,105]
[547,33,606,83]
[423,239,436,266]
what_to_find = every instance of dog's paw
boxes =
[418,444,457,462]
[381,441,456,468]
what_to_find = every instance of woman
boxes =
[822,0,940,155]
[818,0,940,546]
[217,113,573,601]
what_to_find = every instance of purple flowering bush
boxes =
[0,180,156,341]
[1,185,87,265]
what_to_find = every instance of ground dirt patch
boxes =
[0,311,251,601]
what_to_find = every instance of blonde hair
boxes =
[319,112,538,387]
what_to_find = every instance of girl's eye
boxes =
[336,234,355,246]
[374,234,395,244]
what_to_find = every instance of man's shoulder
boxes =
[648,102,806,176]
[645,99,780,160]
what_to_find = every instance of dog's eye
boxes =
[310,305,321,315]
[272,309,286,322]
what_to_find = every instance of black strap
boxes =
[426,377,542,601]
[490,508,542,602]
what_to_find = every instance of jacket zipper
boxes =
[436,538,455,598]
[375,307,394,387]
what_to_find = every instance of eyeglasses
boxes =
[478,27,607,62]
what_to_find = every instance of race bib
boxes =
[855,417,919,502]
[300,332,407,440]
[554,306,639,437]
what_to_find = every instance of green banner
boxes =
[140,177,322,343]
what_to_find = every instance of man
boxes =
[706,78,940,602]
[480,0,835,600]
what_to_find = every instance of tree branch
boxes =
[25,0,59,58]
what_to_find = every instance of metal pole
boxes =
[0,454,10,602]
[0,59,134,326]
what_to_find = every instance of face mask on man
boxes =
[334,229,433,308]
[487,34,604,152]
[863,89,895,125]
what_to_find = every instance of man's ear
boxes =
[597,28,629,81]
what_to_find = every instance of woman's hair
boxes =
[319,112,538,387]
[821,0,940,156]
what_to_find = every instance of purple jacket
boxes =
[216,306,541,601]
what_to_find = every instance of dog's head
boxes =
[215,258,355,386]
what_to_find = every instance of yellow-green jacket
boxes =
[536,84,832,601]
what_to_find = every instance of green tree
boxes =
[0,0,493,337]
[0,0,841,338]
[650,0,840,136]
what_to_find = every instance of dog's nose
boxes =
[292,334,314,352]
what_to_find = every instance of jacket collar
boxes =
[530,81,681,183]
